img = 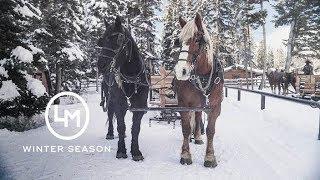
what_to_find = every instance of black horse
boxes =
[97,16,149,161]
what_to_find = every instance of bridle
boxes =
[177,32,208,66]
[98,31,133,73]
[97,29,149,111]
[176,32,221,98]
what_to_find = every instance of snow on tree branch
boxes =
[0,80,20,101]
[11,46,33,63]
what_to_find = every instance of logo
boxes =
[45,92,90,140]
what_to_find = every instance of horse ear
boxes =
[104,19,109,28]
[195,13,203,31]
[179,16,186,28]
[115,16,122,27]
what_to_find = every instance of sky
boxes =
[155,0,290,51]
[253,0,290,51]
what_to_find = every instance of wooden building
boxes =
[224,64,263,79]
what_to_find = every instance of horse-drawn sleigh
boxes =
[148,66,180,128]
[296,75,320,101]
[97,13,223,168]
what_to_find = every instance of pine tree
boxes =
[274,0,320,71]
[36,0,87,94]
[274,48,285,69]
[0,0,49,131]
[266,49,275,68]
[161,0,185,70]
[255,41,264,69]
[130,0,161,59]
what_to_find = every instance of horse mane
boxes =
[179,19,214,64]
[123,27,140,59]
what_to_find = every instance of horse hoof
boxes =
[106,134,114,140]
[180,158,192,165]
[132,155,144,161]
[116,152,128,159]
[204,160,217,168]
[194,140,204,145]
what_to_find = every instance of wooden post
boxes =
[159,66,166,107]
[318,111,320,140]
[96,65,99,92]
[238,89,241,101]
[225,87,228,97]
[261,95,265,110]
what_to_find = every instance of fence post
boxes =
[318,111,320,140]
[225,87,228,97]
[237,89,241,101]
[261,95,265,110]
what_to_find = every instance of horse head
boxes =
[174,13,214,81]
[97,16,134,74]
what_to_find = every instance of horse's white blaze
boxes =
[178,44,189,60]
[174,61,191,81]
[175,44,192,81]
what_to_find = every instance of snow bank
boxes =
[25,75,46,97]
[0,80,20,101]
[0,66,8,78]
[0,113,45,132]
[11,46,33,63]
[0,91,319,179]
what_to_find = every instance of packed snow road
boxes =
[0,89,319,180]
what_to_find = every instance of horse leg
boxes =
[278,83,281,95]
[130,111,144,161]
[115,108,127,159]
[180,111,192,165]
[194,111,204,145]
[204,104,220,168]
[200,118,205,135]
[106,106,115,140]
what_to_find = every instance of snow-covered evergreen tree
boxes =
[130,0,161,59]
[255,41,264,69]
[161,0,185,70]
[36,0,87,94]
[0,0,48,131]
[274,48,286,69]
[274,0,320,71]
[266,49,275,69]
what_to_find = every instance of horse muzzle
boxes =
[174,61,192,81]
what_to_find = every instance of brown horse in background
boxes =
[174,13,223,168]
[284,72,297,94]
[266,69,285,94]
[266,69,296,95]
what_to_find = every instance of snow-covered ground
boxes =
[0,89,320,180]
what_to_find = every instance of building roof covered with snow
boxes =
[224,64,263,74]
[224,64,263,79]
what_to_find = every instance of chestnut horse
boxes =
[266,69,285,94]
[174,13,223,168]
